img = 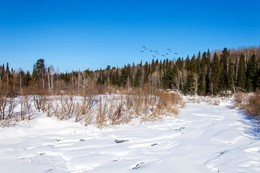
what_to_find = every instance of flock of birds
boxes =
[140,46,178,59]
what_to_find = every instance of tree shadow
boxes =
[238,110,260,140]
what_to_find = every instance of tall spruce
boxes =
[246,54,257,92]
[228,57,236,93]
[205,49,211,94]
[255,69,260,90]
[32,59,45,81]
[198,52,207,95]
[162,67,176,89]
[236,53,246,91]
[211,53,220,95]
[134,68,142,87]
[184,56,196,95]
[220,48,230,91]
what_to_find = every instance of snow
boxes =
[0,97,259,173]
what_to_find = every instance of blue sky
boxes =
[1,0,260,72]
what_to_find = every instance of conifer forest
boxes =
[1,47,260,96]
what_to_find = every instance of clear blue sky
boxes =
[1,0,260,72]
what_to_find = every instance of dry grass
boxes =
[234,92,247,109]
[1,84,184,127]
[245,91,260,116]
[20,96,33,120]
[96,97,107,128]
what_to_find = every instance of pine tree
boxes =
[205,50,211,94]
[236,53,246,91]
[228,57,236,93]
[97,71,105,84]
[162,66,177,89]
[6,63,10,85]
[211,53,220,95]
[184,73,196,95]
[111,68,120,86]
[219,48,230,91]
[120,67,128,87]
[134,68,142,87]
[255,69,260,90]
[0,64,5,81]
[32,59,45,81]
[198,52,207,95]
[246,54,257,92]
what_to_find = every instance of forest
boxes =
[1,47,260,96]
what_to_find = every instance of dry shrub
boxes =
[59,95,76,120]
[155,91,179,115]
[82,96,93,125]
[96,97,107,127]
[245,91,260,116]
[51,101,61,119]
[20,96,33,120]
[75,97,92,123]
[33,95,48,112]
[0,87,17,121]
[234,92,247,109]
[110,103,123,125]
[43,99,53,117]
[25,86,50,112]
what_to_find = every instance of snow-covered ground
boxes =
[0,97,259,173]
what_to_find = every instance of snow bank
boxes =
[0,98,259,173]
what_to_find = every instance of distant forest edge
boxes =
[1,47,260,96]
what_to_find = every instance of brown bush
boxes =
[245,91,260,116]
[234,92,247,109]
[96,97,107,127]
[0,86,17,120]
[20,96,33,120]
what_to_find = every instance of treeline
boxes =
[1,47,260,96]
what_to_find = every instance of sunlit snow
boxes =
[0,97,259,173]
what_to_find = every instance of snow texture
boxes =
[0,97,259,173]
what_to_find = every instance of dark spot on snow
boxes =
[219,150,227,156]
[175,126,185,134]
[79,139,86,142]
[46,168,53,172]
[132,162,145,170]
[39,153,45,156]
[53,139,61,142]
[115,139,129,143]
[151,143,158,146]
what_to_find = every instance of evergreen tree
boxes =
[255,69,260,90]
[0,64,4,81]
[246,54,257,92]
[6,62,10,85]
[162,67,177,89]
[111,68,120,86]
[198,52,207,95]
[134,68,142,87]
[120,68,128,87]
[211,53,220,95]
[219,48,230,91]
[32,59,45,81]
[97,71,105,84]
[205,50,211,94]
[228,57,236,93]
[236,53,246,91]
[184,73,196,95]
[196,52,201,74]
